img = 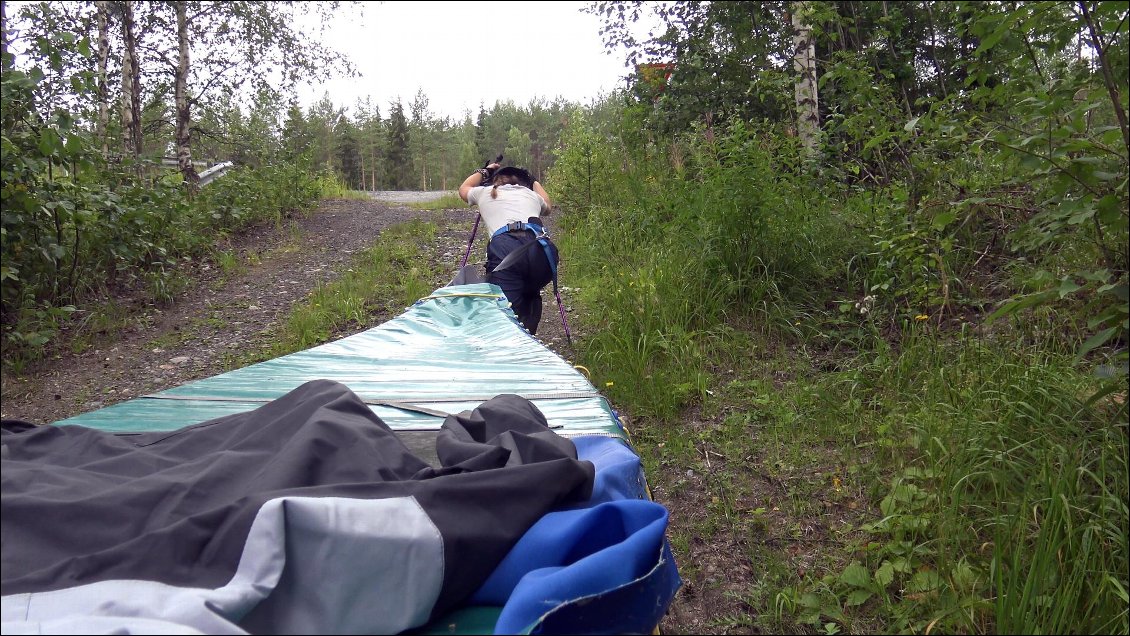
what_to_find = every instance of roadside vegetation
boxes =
[2,1,1125,634]
[407,192,465,211]
[547,2,1127,633]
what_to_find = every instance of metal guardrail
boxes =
[198,161,234,187]
[159,158,235,187]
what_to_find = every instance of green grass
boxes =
[316,174,371,200]
[825,335,1125,634]
[214,249,241,278]
[250,219,441,362]
[611,318,1127,633]
[407,192,464,210]
[550,140,1127,633]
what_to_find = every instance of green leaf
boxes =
[874,561,895,588]
[54,110,73,132]
[839,562,870,589]
[1058,279,1082,298]
[799,592,823,609]
[845,589,873,606]
[951,560,980,592]
[1078,327,1118,359]
[1096,195,1124,224]
[64,135,83,154]
[904,117,920,132]
[38,128,61,156]
[1068,205,1095,225]
[931,211,957,229]
[908,569,942,593]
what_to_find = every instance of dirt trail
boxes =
[0,196,573,424]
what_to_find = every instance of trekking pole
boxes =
[554,282,573,347]
[460,215,480,268]
[460,154,503,268]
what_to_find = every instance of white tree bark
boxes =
[791,1,820,162]
[119,0,141,160]
[174,1,199,191]
[95,0,110,157]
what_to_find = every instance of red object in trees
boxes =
[637,63,674,92]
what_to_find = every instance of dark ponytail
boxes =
[490,173,522,198]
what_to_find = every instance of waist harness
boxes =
[490,222,557,276]
[489,222,571,344]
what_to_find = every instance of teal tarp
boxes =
[57,283,624,440]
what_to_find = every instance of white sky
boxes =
[295,1,638,121]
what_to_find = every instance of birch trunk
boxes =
[791,1,820,162]
[95,0,110,157]
[174,1,199,192]
[119,0,141,161]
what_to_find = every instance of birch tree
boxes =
[0,1,8,62]
[151,1,353,188]
[173,0,197,189]
[791,1,819,162]
[119,0,141,161]
[94,0,110,157]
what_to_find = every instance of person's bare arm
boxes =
[458,163,500,202]
[532,180,552,215]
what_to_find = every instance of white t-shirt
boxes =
[466,184,549,235]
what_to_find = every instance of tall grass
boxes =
[316,174,372,200]
[407,193,465,210]
[815,332,1128,633]
[548,111,1128,633]
[553,118,859,417]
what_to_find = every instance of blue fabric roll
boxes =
[470,435,681,634]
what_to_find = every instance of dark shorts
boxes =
[486,231,559,335]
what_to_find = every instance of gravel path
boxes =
[0,196,575,424]
[369,190,452,203]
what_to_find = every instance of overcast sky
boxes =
[295,1,640,121]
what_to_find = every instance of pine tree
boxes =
[384,99,411,190]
